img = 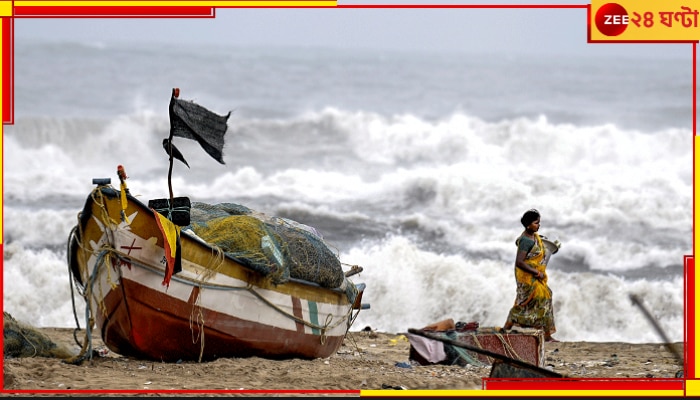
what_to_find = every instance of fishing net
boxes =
[189,202,252,222]
[185,202,344,288]
[3,312,75,360]
[442,330,489,367]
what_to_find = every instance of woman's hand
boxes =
[534,270,543,279]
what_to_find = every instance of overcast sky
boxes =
[14,1,693,59]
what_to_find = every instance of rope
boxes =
[465,331,529,365]
[155,203,190,221]
[244,282,353,335]
[66,225,84,348]
[466,333,491,364]
[66,185,129,364]
[182,245,227,363]
[65,247,111,365]
[493,332,526,361]
[189,294,206,363]
[17,330,39,357]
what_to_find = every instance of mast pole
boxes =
[167,87,180,208]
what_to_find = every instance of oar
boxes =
[629,294,684,367]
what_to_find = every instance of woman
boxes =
[503,209,558,342]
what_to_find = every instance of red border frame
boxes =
[0,3,695,397]
[2,17,12,124]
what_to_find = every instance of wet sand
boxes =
[2,326,684,396]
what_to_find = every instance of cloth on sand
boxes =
[406,333,447,363]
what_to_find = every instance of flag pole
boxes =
[167,138,174,205]
[167,88,180,208]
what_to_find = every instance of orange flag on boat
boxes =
[152,209,181,288]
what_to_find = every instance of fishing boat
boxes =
[67,178,366,362]
[65,89,367,362]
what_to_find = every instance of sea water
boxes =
[3,37,692,344]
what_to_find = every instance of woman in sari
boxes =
[503,209,558,342]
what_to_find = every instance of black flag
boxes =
[169,88,230,164]
[162,138,190,168]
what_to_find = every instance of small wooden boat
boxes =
[67,175,367,362]
[407,328,563,378]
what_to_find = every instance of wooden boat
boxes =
[407,328,563,378]
[67,176,367,362]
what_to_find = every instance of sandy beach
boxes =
[2,325,685,396]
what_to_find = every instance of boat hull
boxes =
[69,185,361,362]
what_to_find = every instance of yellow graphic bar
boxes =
[590,0,699,41]
[0,2,10,16]
[690,379,700,396]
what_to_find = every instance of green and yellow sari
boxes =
[505,233,556,335]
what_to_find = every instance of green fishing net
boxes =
[185,202,344,288]
[3,312,75,360]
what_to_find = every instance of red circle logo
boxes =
[595,3,628,36]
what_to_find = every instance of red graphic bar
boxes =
[14,6,216,17]
[2,17,12,124]
[483,378,684,391]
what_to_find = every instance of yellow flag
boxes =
[152,209,180,288]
